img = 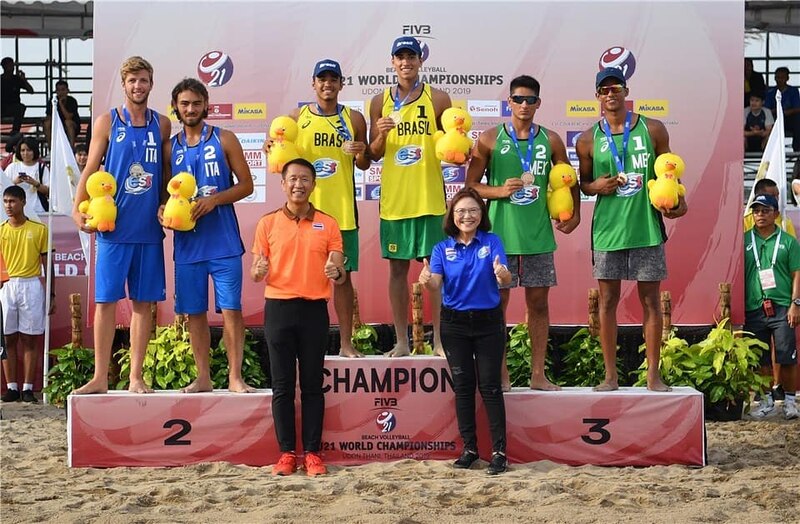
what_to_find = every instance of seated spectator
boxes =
[0,57,33,137]
[1,137,49,222]
[74,143,88,172]
[44,80,80,149]
[765,67,800,152]
[744,93,773,153]
[745,58,766,108]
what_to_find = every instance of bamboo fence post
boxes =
[588,288,600,338]
[150,302,158,339]
[719,282,731,324]
[661,291,672,342]
[69,293,82,348]
[352,288,362,329]
[411,283,425,354]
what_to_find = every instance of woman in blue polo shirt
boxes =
[419,187,512,475]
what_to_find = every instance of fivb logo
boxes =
[401,24,432,61]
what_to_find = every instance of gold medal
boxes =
[617,173,628,185]
[521,171,534,187]
[389,111,402,125]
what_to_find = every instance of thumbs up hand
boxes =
[252,254,269,282]
[418,258,432,286]
[325,252,342,281]
[493,255,509,282]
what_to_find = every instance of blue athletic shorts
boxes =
[174,255,243,314]
[95,242,166,303]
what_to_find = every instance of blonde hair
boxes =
[119,56,154,83]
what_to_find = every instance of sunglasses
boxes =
[597,84,626,96]
[509,95,540,105]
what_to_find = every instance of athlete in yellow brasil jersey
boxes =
[369,37,452,358]
[263,59,370,358]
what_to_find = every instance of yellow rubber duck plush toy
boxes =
[546,163,577,221]
[162,172,197,231]
[434,107,473,165]
[648,152,686,210]
[78,171,117,232]
[267,116,303,173]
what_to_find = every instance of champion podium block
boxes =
[68,357,705,468]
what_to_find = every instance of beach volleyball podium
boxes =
[68,357,705,468]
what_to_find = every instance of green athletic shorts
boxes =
[380,215,445,260]
[341,229,359,272]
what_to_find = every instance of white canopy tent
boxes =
[1,0,92,39]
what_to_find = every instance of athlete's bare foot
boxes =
[129,378,153,394]
[433,344,446,358]
[72,378,109,395]
[592,380,619,392]
[228,377,256,393]
[530,376,562,391]
[501,382,512,392]
[647,376,672,392]
[387,343,410,357]
[339,346,365,358]
[180,378,213,393]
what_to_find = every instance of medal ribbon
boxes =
[602,110,632,175]
[122,106,151,165]
[393,79,420,112]
[180,123,209,176]
[317,103,352,141]
[507,123,535,174]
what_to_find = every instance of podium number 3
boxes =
[164,419,192,446]
[581,418,611,445]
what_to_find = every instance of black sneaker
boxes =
[772,384,786,402]
[1,389,20,402]
[453,450,479,469]
[21,390,38,403]
[486,452,508,475]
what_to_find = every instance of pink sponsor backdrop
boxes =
[46,1,743,338]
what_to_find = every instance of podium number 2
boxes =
[164,419,192,446]
[581,418,611,445]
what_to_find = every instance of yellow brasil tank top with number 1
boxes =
[296,104,358,231]
[380,83,446,220]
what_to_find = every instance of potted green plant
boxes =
[43,345,95,407]
[558,328,621,387]
[116,317,197,390]
[504,323,558,387]
[633,320,770,421]
[351,324,381,356]
[209,329,267,388]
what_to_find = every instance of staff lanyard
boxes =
[751,228,781,271]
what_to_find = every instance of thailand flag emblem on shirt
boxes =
[312,222,324,230]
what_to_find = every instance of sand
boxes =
[1,402,798,524]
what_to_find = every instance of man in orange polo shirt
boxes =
[251,158,345,477]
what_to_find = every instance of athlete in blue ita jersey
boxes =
[73,56,171,394]
[169,78,255,393]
